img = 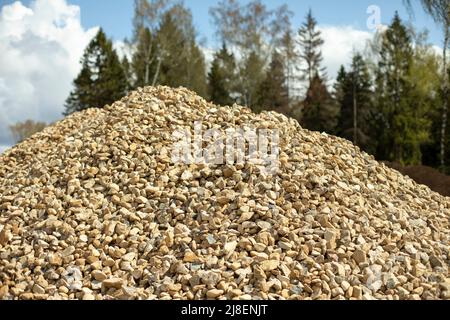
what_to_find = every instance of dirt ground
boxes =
[385,162,450,197]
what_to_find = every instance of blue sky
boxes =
[0,0,445,148]
[1,0,445,46]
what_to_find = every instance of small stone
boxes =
[412,263,427,278]
[206,289,224,299]
[32,284,46,295]
[48,254,62,266]
[257,221,271,230]
[324,229,337,250]
[184,251,201,263]
[122,252,136,262]
[102,278,124,289]
[0,228,12,246]
[0,285,9,298]
[429,255,444,268]
[224,241,237,259]
[331,262,346,277]
[353,286,363,299]
[352,249,367,264]
[91,270,107,282]
[260,260,279,272]
[181,171,193,181]
[82,293,96,300]
[62,246,75,257]
[384,274,400,289]
[239,210,254,222]
[341,281,350,291]
[331,287,344,297]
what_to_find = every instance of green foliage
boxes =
[297,9,326,86]
[374,13,435,165]
[238,51,266,109]
[302,74,339,133]
[132,27,156,87]
[208,44,238,106]
[65,29,127,115]
[335,54,375,152]
[257,50,289,115]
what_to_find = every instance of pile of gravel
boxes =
[0,86,448,300]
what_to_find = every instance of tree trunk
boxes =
[353,73,358,145]
[152,55,162,86]
[440,28,449,170]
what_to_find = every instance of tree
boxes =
[64,29,127,115]
[375,13,430,164]
[132,27,156,87]
[9,120,47,143]
[131,0,171,87]
[121,56,133,93]
[208,43,238,106]
[280,28,299,109]
[302,74,338,133]
[155,6,207,96]
[210,0,292,108]
[297,9,326,87]
[405,0,450,170]
[336,54,374,149]
[239,51,266,108]
[257,50,289,114]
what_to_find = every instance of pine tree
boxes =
[302,74,338,133]
[64,29,127,115]
[210,0,293,109]
[155,6,207,96]
[375,13,430,164]
[208,44,237,106]
[297,9,326,87]
[336,54,374,150]
[257,50,289,114]
[187,42,208,97]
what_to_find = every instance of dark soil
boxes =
[385,162,450,197]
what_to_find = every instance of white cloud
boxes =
[319,25,374,82]
[0,0,98,145]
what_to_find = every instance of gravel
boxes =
[0,86,449,300]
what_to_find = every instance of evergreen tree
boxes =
[297,9,326,87]
[257,50,289,114]
[64,29,127,115]
[405,0,450,170]
[187,42,208,97]
[207,44,237,106]
[155,6,207,96]
[336,54,374,150]
[302,74,338,133]
[375,13,430,164]
[210,0,292,109]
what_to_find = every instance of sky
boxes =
[0,0,446,150]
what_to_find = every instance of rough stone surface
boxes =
[0,86,448,300]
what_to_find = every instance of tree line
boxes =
[64,0,450,173]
